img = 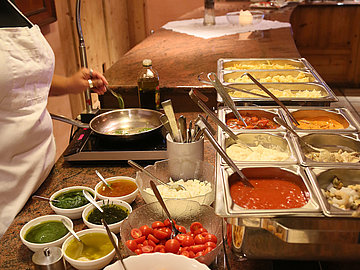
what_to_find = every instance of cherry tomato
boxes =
[189,244,206,253]
[134,248,142,255]
[147,233,160,244]
[154,245,166,253]
[188,251,196,258]
[204,241,217,248]
[190,222,203,233]
[194,227,207,235]
[165,239,181,254]
[194,234,206,245]
[130,228,143,239]
[158,227,172,238]
[125,240,137,252]
[176,225,187,234]
[204,233,217,244]
[181,251,190,257]
[148,239,157,248]
[163,218,176,227]
[175,234,187,243]
[141,245,154,253]
[134,236,146,244]
[153,228,168,240]
[152,221,165,229]
[139,225,153,237]
[204,246,214,255]
[181,235,195,247]
[195,251,205,257]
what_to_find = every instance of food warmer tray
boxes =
[281,107,360,133]
[291,132,360,167]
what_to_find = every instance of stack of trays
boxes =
[216,58,338,106]
[215,105,360,218]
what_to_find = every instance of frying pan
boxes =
[51,109,164,142]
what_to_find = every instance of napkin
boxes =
[162,15,290,39]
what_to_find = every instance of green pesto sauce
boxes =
[25,221,68,244]
[87,203,129,225]
[52,189,93,209]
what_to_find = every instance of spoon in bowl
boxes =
[95,170,113,190]
[32,195,59,203]
[61,218,85,259]
[150,180,181,238]
[83,190,104,213]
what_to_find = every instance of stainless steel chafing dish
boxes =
[281,107,360,133]
[217,106,285,132]
[306,167,360,218]
[219,131,299,165]
[217,58,310,72]
[291,133,360,167]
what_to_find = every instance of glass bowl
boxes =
[226,10,264,26]
[120,200,223,266]
[135,159,215,205]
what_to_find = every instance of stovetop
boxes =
[63,127,167,162]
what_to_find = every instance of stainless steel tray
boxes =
[218,165,321,217]
[217,106,285,132]
[221,70,319,84]
[281,107,360,133]
[305,166,360,218]
[291,132,360,167]
[217,58,309,72]
[219,131,299,165]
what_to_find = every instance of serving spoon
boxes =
[95,170,113,190]
[150,180,181,238]
[83,190,104,213]
[128,160,186,191]
[32,195,59,203]
[61,218,86,259]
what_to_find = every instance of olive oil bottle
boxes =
[137,59,160,110]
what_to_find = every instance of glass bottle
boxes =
[203,0,215,26]
[137,59,160,110]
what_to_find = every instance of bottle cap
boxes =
[142,59,152,67]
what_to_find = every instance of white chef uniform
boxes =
[0,24,56,237]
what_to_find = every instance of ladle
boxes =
[150,180,181,237]
[83,190,104,213]
[273,117,323,153]
[32,195,59,203]
[128,160,186,191]
[240,72,300,126]
[61,218,85,259]
[101,219,128,270]
[195,118,254,188]
[95,170,113,190]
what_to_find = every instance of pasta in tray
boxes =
[228,88,324,98]
[225,63,297,70]
[227,73,311,83]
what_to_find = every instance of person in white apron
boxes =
[0,0,108,237]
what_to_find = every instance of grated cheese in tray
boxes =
[144,179,212,199]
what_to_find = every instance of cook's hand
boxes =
[67,68,108,95]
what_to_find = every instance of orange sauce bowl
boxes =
[95,176,138,204]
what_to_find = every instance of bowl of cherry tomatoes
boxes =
[120,200,222,266]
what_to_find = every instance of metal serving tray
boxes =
[281,107,360,133]
[291,132,360,167]
[217,82,338,106]
[219,131,299,165]
[221,70,319,84]
[217,58,310,72]
[217,106,285,132]
[218,165,321,217]
[305,167,360,218]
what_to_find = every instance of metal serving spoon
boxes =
[95,170,113,190]
[83,190,104,213]
[61,218,86,259]
[128,160,186,191]
[105,85,125,109]
[32,195,59,203]
[150,180,181,238]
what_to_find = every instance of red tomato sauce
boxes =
[227,113,279,129]
[230,178,309,209]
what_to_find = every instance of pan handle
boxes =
[50,113,89,129]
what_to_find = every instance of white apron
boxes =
[0,25,56,237]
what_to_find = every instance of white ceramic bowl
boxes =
[20,215,73,252]
[62,228,117,270]
[95,176,138,204]
[50,186,95,219]
[104,253,210,270]
[226,10,264,26]
[82,200,132,233]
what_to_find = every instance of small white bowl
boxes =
[62,228,117,270]
[82,200,132,233]
[50,186,95,219]
[95,176,138,204]
[104,253,210,270]
[20,215,73,252]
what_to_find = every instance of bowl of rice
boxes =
[135,159,215,205]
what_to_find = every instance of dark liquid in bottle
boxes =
[137,77,159,110]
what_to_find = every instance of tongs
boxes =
[189,89,253,151]
[195,117,254,188]
[241,73,300,126]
